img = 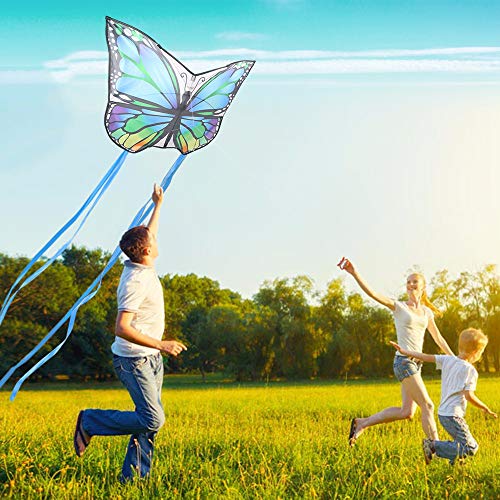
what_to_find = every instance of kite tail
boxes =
[0,151,129,327]
[2,153,187,401]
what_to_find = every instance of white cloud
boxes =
[2,46,500,84]
[251,58,500,74]
[43,50,107,68]
[0,70,54,84]
[176,46,500,60]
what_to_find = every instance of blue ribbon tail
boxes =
[4,154,187,400]
[0,151,128,327]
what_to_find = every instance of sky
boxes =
[1,0,500,301]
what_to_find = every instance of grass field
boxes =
[1,376,499,499]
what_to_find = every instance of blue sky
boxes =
[1,0,500,299]
[4,1,500,59]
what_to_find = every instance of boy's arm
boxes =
[147,184,164,238]
[390,341,436,363]
[464,390,498,418]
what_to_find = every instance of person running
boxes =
[337,257,454,446]
[73,183,187,482]
[391,328,497,464]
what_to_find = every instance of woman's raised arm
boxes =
[338,257,395,311]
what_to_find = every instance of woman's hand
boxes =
[337,257,355,275]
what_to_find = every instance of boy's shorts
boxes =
[393,355,422,382]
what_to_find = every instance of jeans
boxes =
[81,353,165,481]
[434,415,478,464]
[393,355,422,382]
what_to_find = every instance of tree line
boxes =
[0,246,498,382]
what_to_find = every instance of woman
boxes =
[337,257,454,446]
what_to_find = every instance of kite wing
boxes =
[105,17,254,154]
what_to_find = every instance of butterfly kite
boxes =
[0,17,254,400]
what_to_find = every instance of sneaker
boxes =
[423,439,434,464]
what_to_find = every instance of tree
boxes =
[454,265,500,372]
[58,246,122,379]
[253,276,322,378]
[315,278,348,377]
[427,269,465,356]
[162,273,241,339]
[0,254,79,379]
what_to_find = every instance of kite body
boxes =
[105,17,254,154]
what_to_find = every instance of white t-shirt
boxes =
[435,355,478,417]
[393,301,433,355]
[111,260,165,357]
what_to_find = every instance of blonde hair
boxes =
[410,273,441,317]
[459,328,488,355]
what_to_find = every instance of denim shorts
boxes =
[393,355,422,382]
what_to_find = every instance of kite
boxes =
[0,17,254,400]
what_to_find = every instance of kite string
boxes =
[4,153,187,401]
[0,151,128,326]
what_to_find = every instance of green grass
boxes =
[1,377,499,499]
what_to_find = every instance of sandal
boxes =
[73,410,91,457]
[348,418,357,447]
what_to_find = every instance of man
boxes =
[73,183,187,481]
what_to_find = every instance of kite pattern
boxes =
[105,17,254,154]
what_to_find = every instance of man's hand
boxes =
[390,341,410,357]
[159,340,187,356]
[152,183,164,207]
[147,183,164,237]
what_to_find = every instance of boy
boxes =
[391,328,497,465]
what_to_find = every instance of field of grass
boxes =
[1,376,499,499]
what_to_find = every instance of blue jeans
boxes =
[81,353,165,481]
[393,355,422,382]
[434,415,478,464]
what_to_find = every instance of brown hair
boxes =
[459,328,488,355]
[119,226,151,263]
[410,273,441,317]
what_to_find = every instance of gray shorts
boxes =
[393,355,422,382]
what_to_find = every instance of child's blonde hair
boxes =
[459,328,488,355]
[410,273,441,317]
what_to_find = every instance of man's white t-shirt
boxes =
[111,260,165,357]
[435,355,478,417]
[393,301,433,355]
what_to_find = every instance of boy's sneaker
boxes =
[423,439,434,464]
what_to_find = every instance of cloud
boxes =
[0,70,55,85]
[2,46,500,84]
[215,32,268,42]
[40,51,107,83]
[175,47,500,60]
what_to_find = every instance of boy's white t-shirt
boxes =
[393,301,433,355]
[111,260,165,357]
[435,355,478,417]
